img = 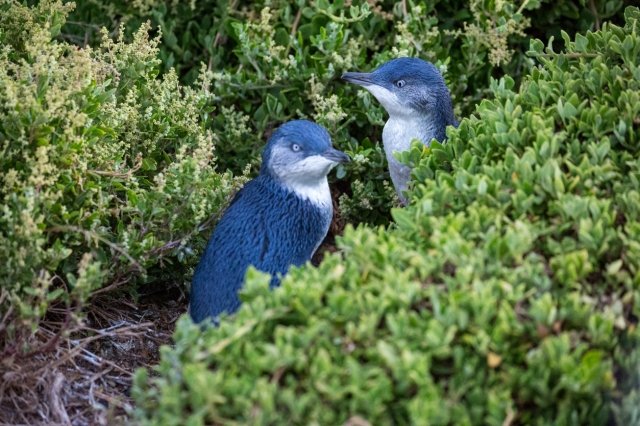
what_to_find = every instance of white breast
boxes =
[284,178,333,208]
[382,116,428,157]
[382,116,432,197]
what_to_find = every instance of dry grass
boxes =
[0,285,186,426]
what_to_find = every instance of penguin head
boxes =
[342,57,451,118]
[262,120,350,186]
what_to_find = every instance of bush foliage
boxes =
[2,1,638,423]
[132,8,640,425]
[64,0,632,224]
[0,0,238,344]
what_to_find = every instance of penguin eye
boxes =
[395,79,406,88]
[291,143,301,152]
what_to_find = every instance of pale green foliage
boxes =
[0,1,239,338]
[133,8,640,424]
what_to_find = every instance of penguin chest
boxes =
[382,116,430,160]
[381,117,431,195]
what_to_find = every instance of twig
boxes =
[147,186,236,257]
[529,52,599,58]
[92,388,132,410]
[89,274,133,297]
[36,322,153,375]
[218,82,288,91]
[87,153,143,178]
[291,5,303,37]
[24,309,73,359]
[47,225,142,272]
[49,373,72,426]
[64,20,103,30]
[0,290,13,335]
[516,0,530,15]
[317,8,367,23]
[589,0,601,30]
[502,408,517,426]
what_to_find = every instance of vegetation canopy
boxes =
[0,0,637,424]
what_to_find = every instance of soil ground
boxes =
[0,283,186,426]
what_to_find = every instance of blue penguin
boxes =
[190,120,350,323]
[342,57,457,204]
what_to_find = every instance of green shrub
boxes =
[0,0,239,345]
[132,7,640,425]
[65,0,632,224]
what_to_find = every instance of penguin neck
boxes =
[285,178,332,209]
[262,174,333,210]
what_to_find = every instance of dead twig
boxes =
[49,373,72,426]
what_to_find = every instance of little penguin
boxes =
[342,57,458,204]
[189,119,350,323]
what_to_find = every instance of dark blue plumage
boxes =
[190,120,349,323]
[342,57,457,204]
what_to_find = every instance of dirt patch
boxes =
[0,284,187,426]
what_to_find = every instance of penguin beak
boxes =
[322,148,350,164]
[341,72,376,87]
